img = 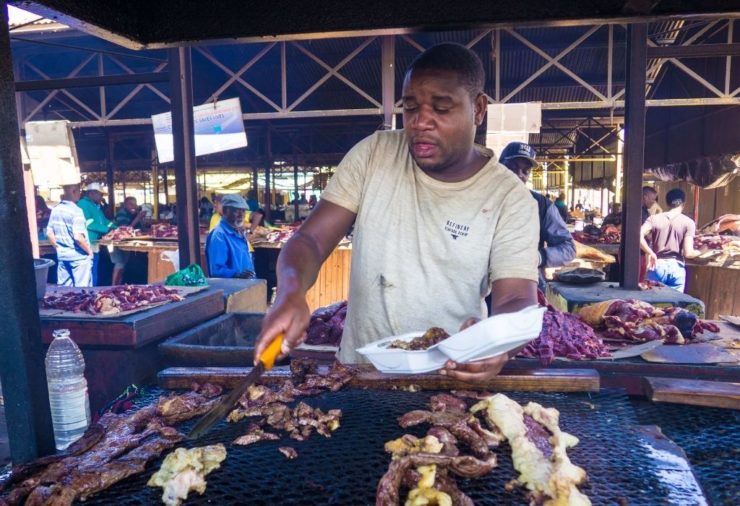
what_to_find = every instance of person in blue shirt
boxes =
[206,194,256,279]
[499,142,576,289]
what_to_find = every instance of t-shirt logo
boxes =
[444,220,470,240]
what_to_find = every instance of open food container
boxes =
[356,332,448,374]
[357,305,546,374]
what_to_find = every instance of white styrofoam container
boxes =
[436,305,546,363]
[356,332,448,374]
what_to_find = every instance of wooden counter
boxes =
[102,239,207,283]
[686,262,740,319]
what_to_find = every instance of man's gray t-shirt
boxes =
[321,130,539,363]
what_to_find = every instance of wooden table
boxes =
[685,262,740,319]
[101,239,207,283]
[253,243,351,311]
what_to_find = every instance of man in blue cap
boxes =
[499,142,575,288]
[206,194,256,279]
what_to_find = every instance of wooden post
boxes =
[0,2,56,462]
[620,23,647,289]
[168,47,200,269]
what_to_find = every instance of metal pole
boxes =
[106,133,115,216]
[0,2,56,462]
[264,128,272,223]
[168,47,200,269]
[381,36,395,130]
[152,150,159,220]
[620,23,647,289]
[293,153,299,223]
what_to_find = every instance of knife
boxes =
[186,334,284,440]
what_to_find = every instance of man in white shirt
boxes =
[256,43,539,382]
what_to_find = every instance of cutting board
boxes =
[644,377,740,409]
[641,343,738,365]
[41,288,224,348]
[157,364,600,392]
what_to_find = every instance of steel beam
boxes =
[620,23,647,290]
[381,36,395,129]
[14,71,170,92]
[168,47,200,269]
[0,2,56,463]
[646,42,740,58]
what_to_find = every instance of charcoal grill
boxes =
[78,388,708,505]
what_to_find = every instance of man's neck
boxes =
[422,149,488,183]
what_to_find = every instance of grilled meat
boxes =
[429,394,467,414]
[388,327,450,351]
[278,447,298,460]
[233,423,280,446]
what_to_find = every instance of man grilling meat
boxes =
[499,142,575,289]
[256,43,539,382]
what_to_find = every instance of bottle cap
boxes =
[52,329,71,338]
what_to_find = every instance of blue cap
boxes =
[499,142,538,167]
[221,194,249,210]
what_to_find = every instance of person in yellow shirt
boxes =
[208,195,223,232]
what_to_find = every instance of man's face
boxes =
[223,206,245,227]
[506,158,534,184]
[88,190,103,204]
[214,200,223,214]
[402,69,486,175]
[124,199,138,213]
[643,191,657,208]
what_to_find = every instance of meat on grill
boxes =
[398,410,466,429]
[278,447,298,460]
[233,423,281,446]
[41,284,184,315]
[376,453,497,506]
[425,428,459,457]
[518,291,610,365]
[0,384,221,506]
[231,400,342,444]
[429,393,467,414]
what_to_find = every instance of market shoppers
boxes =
[77,182,116,285]
[499,142,575,289]
[110,196,146,285]
[47,180,94,287]
[640,188,700,292]
[206,194,256,279]
[256,43,539,382]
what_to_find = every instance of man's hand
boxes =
[647,252,658,270]
[254,291,310,364]
[440,354,509,382]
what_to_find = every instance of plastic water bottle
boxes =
[45,329,91,451]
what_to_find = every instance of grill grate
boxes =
[632,399,740,506]
[78,389,705,505]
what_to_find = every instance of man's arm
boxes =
[207,233,239,278]
[72,211,93,256]
[254,200,356,361]
[540,205,576,267]
[639,221,658,269]
[74,234,93,256]
[46,227,57,248]
[130,211,146,228]
[441,278,538,383]
[682,222,699,259]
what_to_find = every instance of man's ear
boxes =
[474,93,488,127]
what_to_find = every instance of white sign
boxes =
[152,97,248,163]
[486,102,542,133]
[25,120,81,186]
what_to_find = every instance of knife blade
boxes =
[187,334,284,440]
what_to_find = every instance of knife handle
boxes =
[259,334,284,370]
